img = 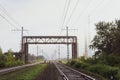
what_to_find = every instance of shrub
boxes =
[84,57,98,64]
[73,62,81,68]
[116,70,120,80]
[80,63,90,69]
[105,54,120,66]
[87,64,119,79]
[16,59,24,65]
[69,60,77,66]
[0,61,5,67]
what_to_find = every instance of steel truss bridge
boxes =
[22,36,78,63]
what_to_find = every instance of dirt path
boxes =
[34,63,59,80]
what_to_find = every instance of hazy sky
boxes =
[0,0,120,59]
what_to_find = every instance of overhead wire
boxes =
[0,13,17,28]
[61,0,71,28]
[60,0,67,27]
[72,0,94,26]
[59,0,68,35]
[73,0,110,26]
[0,2,21,29]
[66,0,80,26]
[89,0,111,16]
[0,3,21,27]
[0,2,30,36]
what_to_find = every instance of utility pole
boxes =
[88,16,91,56]
[12,27,28,60]
[21,27,24,60]
[84,33,88,57]
[58,45,60,61]
[37,45,38,60]
[41,49,43,56]
[62,27,77,62]
[84,16,90,58]
[66,27,69,62]
[54,50,57,60]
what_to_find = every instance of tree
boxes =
[0,48,2,58]
[0,48,5,67]
[90,20,120,56]
[5,49,15,66]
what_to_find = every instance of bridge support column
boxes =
[74,43,77,59]
[24,43,28,64]
[72,44,75,59]
[72,43,77,59]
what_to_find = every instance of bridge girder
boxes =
[22,36,78,63]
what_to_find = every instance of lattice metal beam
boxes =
[23,36,77,44]
[22,36,78,63]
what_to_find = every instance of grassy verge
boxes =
[0,63,48,80]
[35,63,58,80]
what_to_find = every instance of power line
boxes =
[66,0,80,26]
[12,27,28,55]
[90,0,111,15]
[0,3,21,27]
[60,0,67,28]
[0,13,17,28]
[73,0,93,25]
[60,0,79,35]
[61,0,71,28]
[88,0,105,15]
[0,2,21,29]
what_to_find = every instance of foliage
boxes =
[116,70,120,79]
[0,48,23,68]
[5,49,15,67]
[0,48,5,67]
[86,64,118,79]
[78,56,86,62]
[69,19,120,80]
[0,64,47,80]
[28,54,44,62]
[0,48,2,58]
[73,61,81,68]
[69,60,77,66]
[97,54,120,66]
[80,62,90,69]
[84,57,97,64]
[69,55,120,80]
[90,20,120,56]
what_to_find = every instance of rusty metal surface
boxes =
[23,36,77,44]
[22,36,78,63]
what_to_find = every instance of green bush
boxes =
[73,62,81,68]
[0,48,24,68]
[80,63,90,69]
[84,57,97,64]
[116,70,120,80]
[69,60,76,66]
[87,64,119,79]
[0,61,5,67]
[105,54,120,66]
[16,59,24,65]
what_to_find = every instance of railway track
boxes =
[54,62,96,80]
[0,62,42,75]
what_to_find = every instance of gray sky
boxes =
[0,0,120,59]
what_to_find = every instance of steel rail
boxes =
[55,62,96,80]
[54,63,69,80]
[63,64,96,80]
